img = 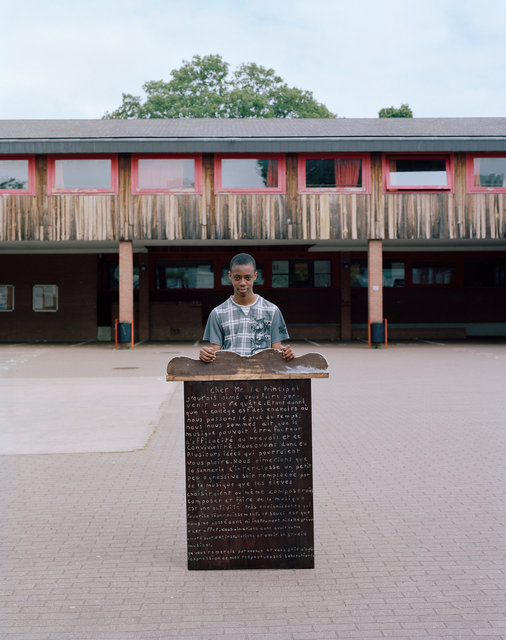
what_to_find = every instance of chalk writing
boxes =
[183,379,314,570]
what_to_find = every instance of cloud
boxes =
[0,0,505,118]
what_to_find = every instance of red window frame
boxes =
[466,153,506,193]
[383,154,454,192]
[298,153,371,193]
[131,154,203,194]
[0,155,36,195]
[214,154,286,194]
[47,155,119,194]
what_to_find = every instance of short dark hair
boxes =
[229,253,256,271]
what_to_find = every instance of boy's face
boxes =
[229,263,257,301]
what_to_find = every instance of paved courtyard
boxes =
[1,340,505,640]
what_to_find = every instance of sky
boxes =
[1,0,506,120]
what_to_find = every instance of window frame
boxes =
[32,284,59,312]
[0,285,15,311]
[466,153,506,193]
[131,154,203,194]
[383,153,454,193]
[47,154,119,195]
[154,260,215,290]
[270,258,332,289]
[214,154,286,194]
[410,262,457,287]
[298,153,371,193]
[0,155,36,195]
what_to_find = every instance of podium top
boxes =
[166,349,329,381]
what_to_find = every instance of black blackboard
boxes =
[184,379,314,570]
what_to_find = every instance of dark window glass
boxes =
[0,285,14,311]
[107,263,140,290]
[33,285,58,312]
[473,157,506,188]
[350,261,368,287]
[389,158,448,187]
[383,261,405,287]
[412,263,455,285]
[305,158,362,188]
[155,262,214,289]
[350,260,405,287]
[272,260,331,288]
[0,160,29,190]
[464,259,506,286]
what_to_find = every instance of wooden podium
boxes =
[166,349,329,570]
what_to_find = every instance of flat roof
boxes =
[1,118,505,153]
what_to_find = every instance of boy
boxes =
[199,253,294,362]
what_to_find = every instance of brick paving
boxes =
[1,341,506,640]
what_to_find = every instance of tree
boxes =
[104,54,336,119]
[378,103,413,118]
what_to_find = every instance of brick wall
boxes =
[0,254,97,341]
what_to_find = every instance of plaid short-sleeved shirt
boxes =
[203,295,289,357]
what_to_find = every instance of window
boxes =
[464,259,506,286]
[298,154,370,192]
[33,285,58,311]
[155,262,214,289]
[383,261,405,287]
[221,265,264,286]
[350,260,405,287]
[131,155,202,193]
[0,156,35,194]
[107,263,140,290]
[48,155,118,194]
[214,155,286,193]
[350,261,368,287]
[0,285,14,311]
[383,155,453,191]
[466,154,506,192]
[412,263,455,285]
[271,260,331,288]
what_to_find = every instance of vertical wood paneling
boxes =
[118,154,131,240]
[202,154,213,239]
[454,153,466,238]
[0,152,505,243]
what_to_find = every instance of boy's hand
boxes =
[199,346,218,363]
[281,344,294,361]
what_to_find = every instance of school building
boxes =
[0,118,505,343]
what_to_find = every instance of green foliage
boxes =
[104,54,336,119]
[0,178,26,189]
[378,103,413,118]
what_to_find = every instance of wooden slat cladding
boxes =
[1,152,505,242]
[383,193,454,239]
[381,152,467,240]
[467,194,506,239]
[214,194,286,240]
[297,194,371,240]
[132,194,203,240]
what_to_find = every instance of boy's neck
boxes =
[232,292,258,306]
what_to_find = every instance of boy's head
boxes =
[229,253,257,303]
[229,253,256,272]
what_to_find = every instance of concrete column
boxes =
[340,252,352,341]
[368,240,383,324]
[119,241,134,325]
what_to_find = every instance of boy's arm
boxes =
[271,307,294,360]
[199,343,221,363]
[200,309,223,362]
